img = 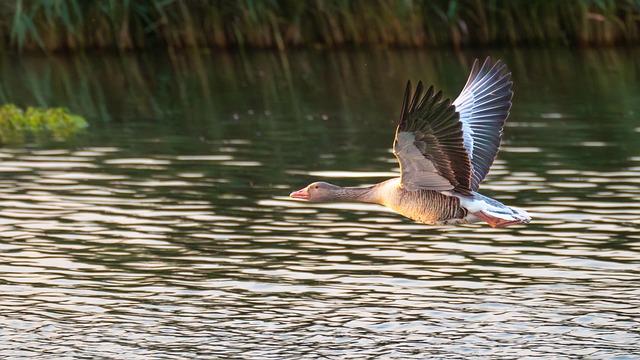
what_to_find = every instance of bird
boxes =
[289,57,531,228]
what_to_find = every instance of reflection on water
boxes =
[0,49,639,358]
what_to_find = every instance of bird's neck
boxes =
[336,185,379,204]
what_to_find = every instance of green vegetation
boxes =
[0,104,87,143]
[4,0,640,51]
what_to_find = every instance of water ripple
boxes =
[1,49,640,359]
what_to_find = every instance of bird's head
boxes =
[289,181,341,202]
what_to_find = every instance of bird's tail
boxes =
[474,205,531,228]
[457,192,531,228]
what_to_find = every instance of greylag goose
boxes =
[290,57,531,228]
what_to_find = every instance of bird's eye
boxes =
[314,185,319,189]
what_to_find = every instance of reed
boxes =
[4,0,640,51]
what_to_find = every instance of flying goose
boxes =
[290,57,531,228]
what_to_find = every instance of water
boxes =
[0,48,639,359]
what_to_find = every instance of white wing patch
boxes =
[452,58,513,190]
[394,131,454,192]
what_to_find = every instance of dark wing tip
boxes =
[400,80,434,129]
[400,80,412,126]
[410,81,425,113]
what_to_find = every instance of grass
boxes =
[3,0,640,51]
[0,104,87,143]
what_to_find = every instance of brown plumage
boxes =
[377,179,468,224]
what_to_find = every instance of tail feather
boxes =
[474,206,530,228]
[455,192,531,228]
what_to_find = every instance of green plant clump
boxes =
[0,104,88,144]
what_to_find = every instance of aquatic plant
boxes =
[0,104,88,143]
[4,0,640,51]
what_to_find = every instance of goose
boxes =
[290,57,531,228]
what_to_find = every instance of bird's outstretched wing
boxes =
[453,57,513,190]
[393,57,513,195]
[393,81,473,195]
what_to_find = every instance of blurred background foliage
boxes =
[3,0,640,51]
[2,47,639,156]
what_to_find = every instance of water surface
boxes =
[0,48,639,358]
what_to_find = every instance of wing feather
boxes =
[453,57,513,190]
[393,81,473,195]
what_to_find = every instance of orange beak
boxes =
[289,187,310,200]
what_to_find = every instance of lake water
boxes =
[0,48,639,359]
